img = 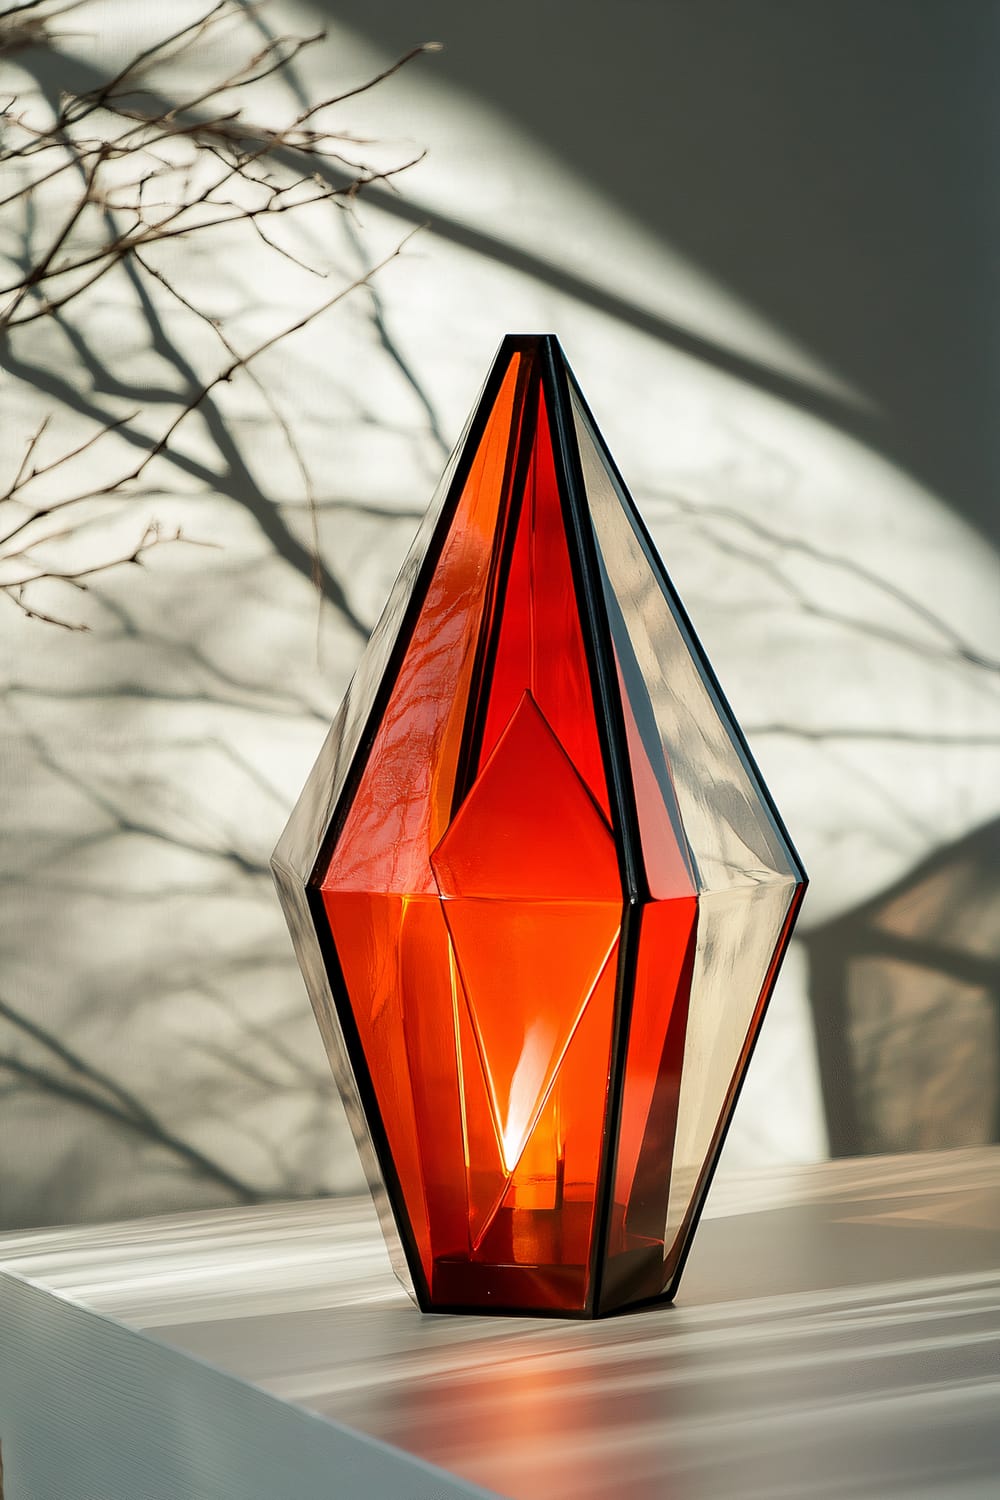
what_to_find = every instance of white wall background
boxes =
[2,0,998,1229]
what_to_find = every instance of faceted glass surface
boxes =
[274,334,806,1317]
[570,388,805,1300]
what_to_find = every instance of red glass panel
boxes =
[318,350,626,1311]
[321,356,524,1284]
[599,662,698,1307]
[602,900,697,1309]
[478,389,610,819]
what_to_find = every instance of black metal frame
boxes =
[274,334,808,1318]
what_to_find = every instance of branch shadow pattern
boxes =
[1,1,998,1228]
[805,819,1000,1156]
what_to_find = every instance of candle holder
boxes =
[273,335,806,1316]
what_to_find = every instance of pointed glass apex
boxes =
[272,334,806,1316]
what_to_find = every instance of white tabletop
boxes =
[2,1147,999,1499]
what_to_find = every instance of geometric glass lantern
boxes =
[272,335,806,1317]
